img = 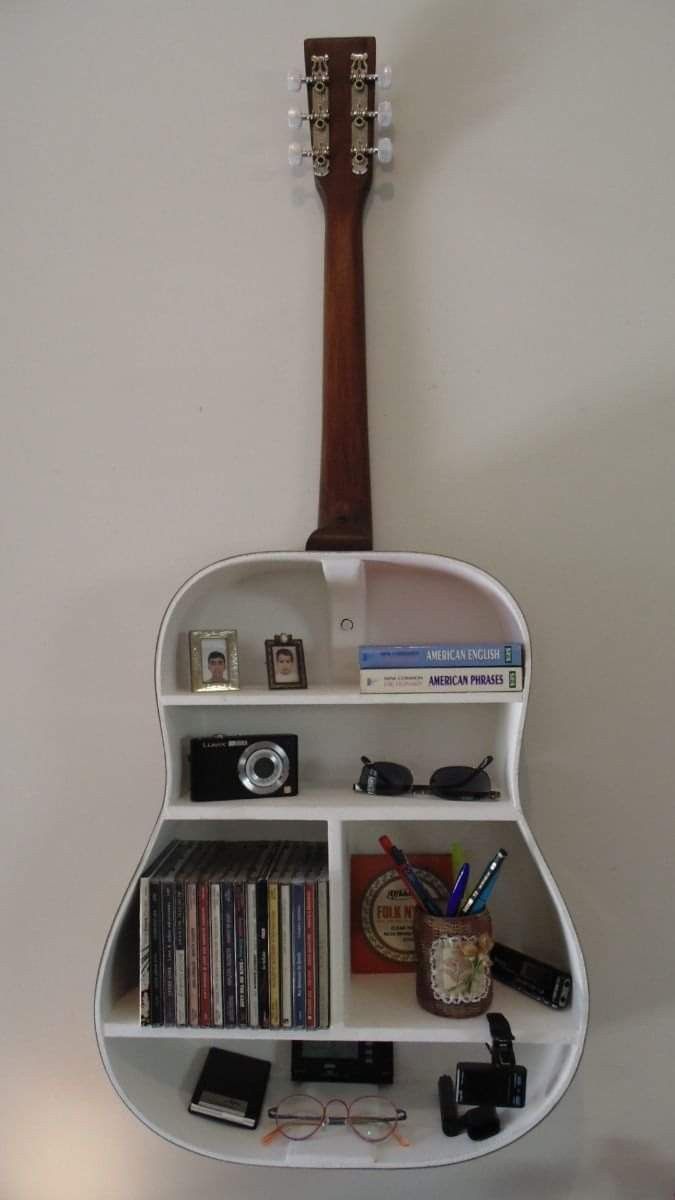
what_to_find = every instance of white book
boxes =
[360,666,524,694]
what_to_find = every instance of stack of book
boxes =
[359,642,525,694]
[139,839,329,1030]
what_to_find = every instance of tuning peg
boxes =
[378,64,393,89]
[375,136,393,163]
[287,68,305,93]
[288,107,331,130]
[377,100,393,127]
[288,143,330,173]
[350,100,393,128]
[351,137,393,174]
[288,141,305,167]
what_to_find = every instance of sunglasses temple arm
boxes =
[460,755,494,786]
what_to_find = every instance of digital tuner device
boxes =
[291,1041,394,1085]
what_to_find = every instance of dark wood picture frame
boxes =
[265,635,307,690]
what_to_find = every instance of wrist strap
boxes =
[487,1012,516,1066]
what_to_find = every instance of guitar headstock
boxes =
[287,37,392,206]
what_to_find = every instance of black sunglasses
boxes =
[353,754,500,800]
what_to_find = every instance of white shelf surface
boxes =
[102,1039,574,1170]
[160,686,523,707]
[103,979,577,1045]
[164,788,519,823]
[345,975,579,1043]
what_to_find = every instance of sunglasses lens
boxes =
[358,761,413,795]
[430,766,490,795]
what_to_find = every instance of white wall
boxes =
[3,2,674,1197]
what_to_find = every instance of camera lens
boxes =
[255,756,275,780]
[237,740,290,795]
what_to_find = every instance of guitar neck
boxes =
[303,36,377,553]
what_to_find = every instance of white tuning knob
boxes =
[377,100,393,128]
[287,107,304,130]
[379,64,393,90]
[376,136,393,164]
[288,141,304,167]
[287,68,303,93]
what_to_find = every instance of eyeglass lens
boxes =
[270,1094,401,1142]
[349,1095,400,1142]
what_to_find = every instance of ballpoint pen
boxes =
[459,849,508,915]
[378,835,443,916]
[445,862,470,916]
[469,870,499,914]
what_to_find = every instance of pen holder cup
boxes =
[413,909,494,1018]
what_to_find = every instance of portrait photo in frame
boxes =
[189,629,239,693]
[265,633,307,690]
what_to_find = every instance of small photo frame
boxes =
[265,633,307,690]
[189,630,239,693]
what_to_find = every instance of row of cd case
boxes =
[139,839,330,1030]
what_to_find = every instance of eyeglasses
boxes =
[353,754,500,800]
[261,1094,410,1147]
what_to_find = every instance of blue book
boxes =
[359,642,523,668]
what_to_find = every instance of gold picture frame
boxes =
[189,629,239,692]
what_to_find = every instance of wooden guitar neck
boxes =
[303,36,377,553]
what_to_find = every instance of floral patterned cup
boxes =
[413,909,494,1018]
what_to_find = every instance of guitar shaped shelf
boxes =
[95,37,588,1169]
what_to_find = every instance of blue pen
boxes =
[446,862,470,916]
[460,848,508,915]
[469,871,499,915]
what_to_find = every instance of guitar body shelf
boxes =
[94,549,589,1169]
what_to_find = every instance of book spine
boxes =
[210,881,224,1027]
[233,881,248,1026]
[280,882,292,1029]
[139,839,180,1026]
[186,881,200,1027]
[304,880,316,1030]
[246,881,259,1029]
[267,881,280,1029]
[221,881,236,1027]
[291,880,306,1029]
[148,878,164,1026]
[139,876,151,1025]
[360,666,524,693]
[161,881,177,1026]
[359,642,523,667]
[197,880,212,1026]
[256,878,270,1029]
[174,879,187,1026]
[317,876,330,1029]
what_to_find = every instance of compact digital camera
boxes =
[189,734,298,801]
[455,1011,527,1109]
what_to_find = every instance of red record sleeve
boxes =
[350,853,453,974]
